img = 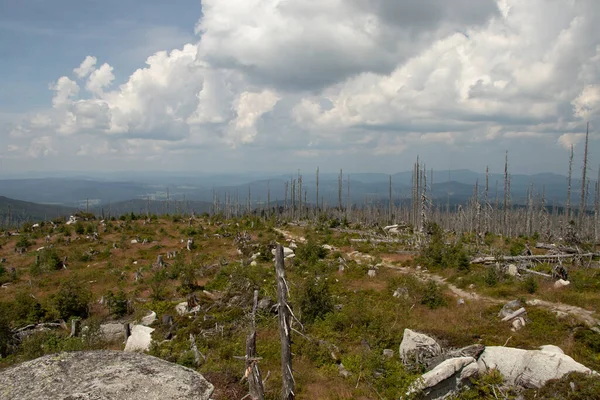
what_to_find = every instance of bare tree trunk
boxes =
[190,334,205,367]
[267,182,271,219]
[484,166,489,235]
[421,164,427,231]
[69,318,81,338]
[338,169,343,211]
[167,187,170,215]
[297,172,302,219]
[275,245,294,400]
[346,174,351,220]
[284,182,289,215]
[389,175,393,223]
[504,151,509,236]
[595,166,600,243]
[567,144,573,222]
[245,289,265,400]
[315,167,319,216]
[580,121,589,229]
[248,186,252,214]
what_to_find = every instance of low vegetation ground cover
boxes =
[0,215,598,399]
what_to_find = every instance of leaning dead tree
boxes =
[275,245,294,400]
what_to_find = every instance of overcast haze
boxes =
[1,0,599,176]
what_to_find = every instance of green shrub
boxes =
[455,369,513,399]
[522,275,538,294]
[149,270,169,301]
[178,264,199,295]
[525,371,600,399]
[296,241,328,265]
[52,281,92,320]
[37,248,63,272]
[299,276,333,324]
[0,303,13,357]
[420,281,447,309]
[74,222,85,235]
[420,223,469,271]
[9,291,44,326]
[0,266,7,285]
[105,289,129,318]
[574,329,600,353]
[15,235,31,250]
[484,266,499,287]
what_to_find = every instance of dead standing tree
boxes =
[244,289,265,400]
[275,245,294,400]
[579,122,590,233]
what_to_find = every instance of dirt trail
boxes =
[380,256,600,328]
[275,227,600,329]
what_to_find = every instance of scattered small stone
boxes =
[393,287,409,299]
[554,279,570,288]
[338,363,352,378]
[175,302,188,316]
[506,264,519,277]
[140,311,157,326]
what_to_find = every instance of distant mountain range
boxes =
[0,169,589,223]
[0,196,76,225]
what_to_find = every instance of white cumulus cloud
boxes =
[86,63,115,95]
[73,56,97,79]
[4,0,599,172]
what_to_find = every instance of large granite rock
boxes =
[0,350,214,400]
[478,345,596,388]
[408,356,478,399]
[400,328,442,365]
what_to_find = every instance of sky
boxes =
[0,0,599,176]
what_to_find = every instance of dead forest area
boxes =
[0,201,599,400]
[1,143,600,399]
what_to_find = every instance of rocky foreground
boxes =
[0,350,214,400]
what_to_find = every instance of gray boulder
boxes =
[0,350,214,400]
[257,297,274,313]
[408,356,478,399]
[175,302,188,316]
[140,311,157,326]
[400,328,442,365]
[506,264,519,277]
[427,344,485,370]
[477,345,596,388]
[498,300,522,318]
[99,323,126,343]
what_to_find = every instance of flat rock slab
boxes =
[0,350,214,400]
[99,323,125,343]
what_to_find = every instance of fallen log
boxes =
[471,253,596,264]
[13,322,64,333]
[350,238,404,244]
[519,268,552,278]
[535,243,581,254]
